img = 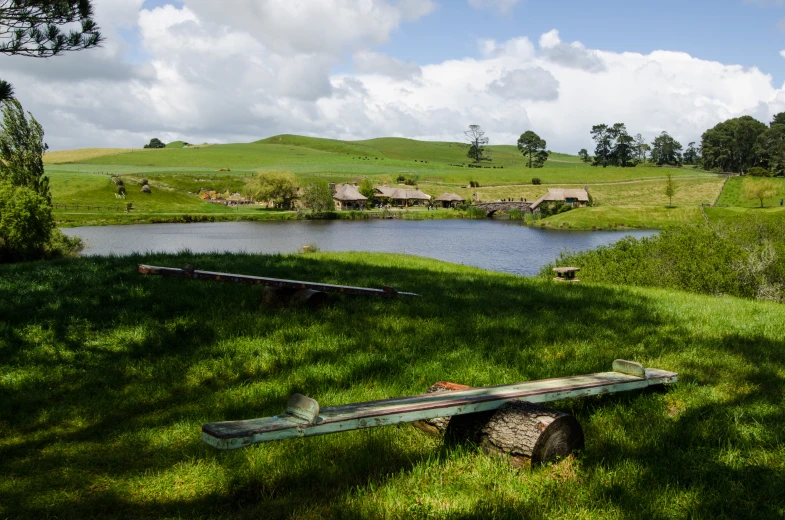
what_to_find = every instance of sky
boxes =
[1,0,785,152]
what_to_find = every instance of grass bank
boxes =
[533,206,705,230]
[1,252,784,518]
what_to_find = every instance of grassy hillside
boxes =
[43,148,152,165]
[1,252,784,518]
[41,134,728,227]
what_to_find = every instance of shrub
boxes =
[542,217,785,302]
[747,166,772,177]
[396,175,406,183]
[531,178,541,185]
[0,183,54,261]
[467,206,486,219]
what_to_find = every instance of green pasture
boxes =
[534,206,706,230]
[47,135,712,186]
[716,176,785,208]
[40,135,731,228]
[1,252,784,518]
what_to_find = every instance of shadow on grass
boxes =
[1,252,784,518]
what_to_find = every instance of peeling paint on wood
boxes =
[202,362,677,450]
[137,264,419,298]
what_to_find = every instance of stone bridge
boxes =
[474,201,534,217]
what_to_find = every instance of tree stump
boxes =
[411,381,472,436]
[479,400,584,467]
[263,287,327,308]
[263,287,293,307]
[291,289,328,308]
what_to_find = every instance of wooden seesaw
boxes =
[137,264,419,306]
[202,360,677,465]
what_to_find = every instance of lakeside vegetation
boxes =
[2,251,785,518]
[546,214,785,302]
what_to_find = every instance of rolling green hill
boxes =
[43,133,728,227]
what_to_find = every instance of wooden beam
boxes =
[202,361,677,450]
[137,264,419,298]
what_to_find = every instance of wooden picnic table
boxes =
[553,266,580,282]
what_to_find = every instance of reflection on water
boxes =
[62,220,654,276]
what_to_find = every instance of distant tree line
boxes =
[701,113,785,176]
[580,111,785,176]
[586,123,697,168]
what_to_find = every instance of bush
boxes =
[43,229,83,259]
[531,178,541,185]
[0,182,54,261]
[468,180,481,188]
[543,217,785,302]
[747,166,772,177]
[467,206,486,219]
[539,200,571,218]
[396,175,406,183]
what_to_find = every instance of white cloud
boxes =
[3,5,785,156]
[780,49,785,58]
[468,0,521,13]
[180,0,435,56]
[538,29,606,72]
[487,68,559,101]
[353,51,423,81]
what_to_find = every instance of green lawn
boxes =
[1,252,784,518]
[716,176,785,208]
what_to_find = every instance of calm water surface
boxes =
[62,220,654,276]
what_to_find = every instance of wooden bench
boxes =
[553,266,580,283]
[202,360,677,450]
[138,264,419,299]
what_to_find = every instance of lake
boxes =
[62,220,654,276]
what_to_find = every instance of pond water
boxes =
[62,220,654,276]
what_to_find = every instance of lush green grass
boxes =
[465,177,723,207]
[716,177,785,208]
[533,206,705,230]
[1,252,784,518]
[705,205,785,224]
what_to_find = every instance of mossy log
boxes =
[411,381,472,435]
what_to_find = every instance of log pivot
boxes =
[479,400,584,466]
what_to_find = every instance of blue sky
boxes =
[4,0,785,150]
[137,0,785,83]
[381,0,785,84]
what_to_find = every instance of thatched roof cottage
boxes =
[434,192,465,208]
[531,189,589,210]
[374,186,432,206]
[333,184,367,210]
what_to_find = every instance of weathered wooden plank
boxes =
[137,264,419,298]
[202,362,677,450]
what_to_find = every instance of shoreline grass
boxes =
[1,252,784,518]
